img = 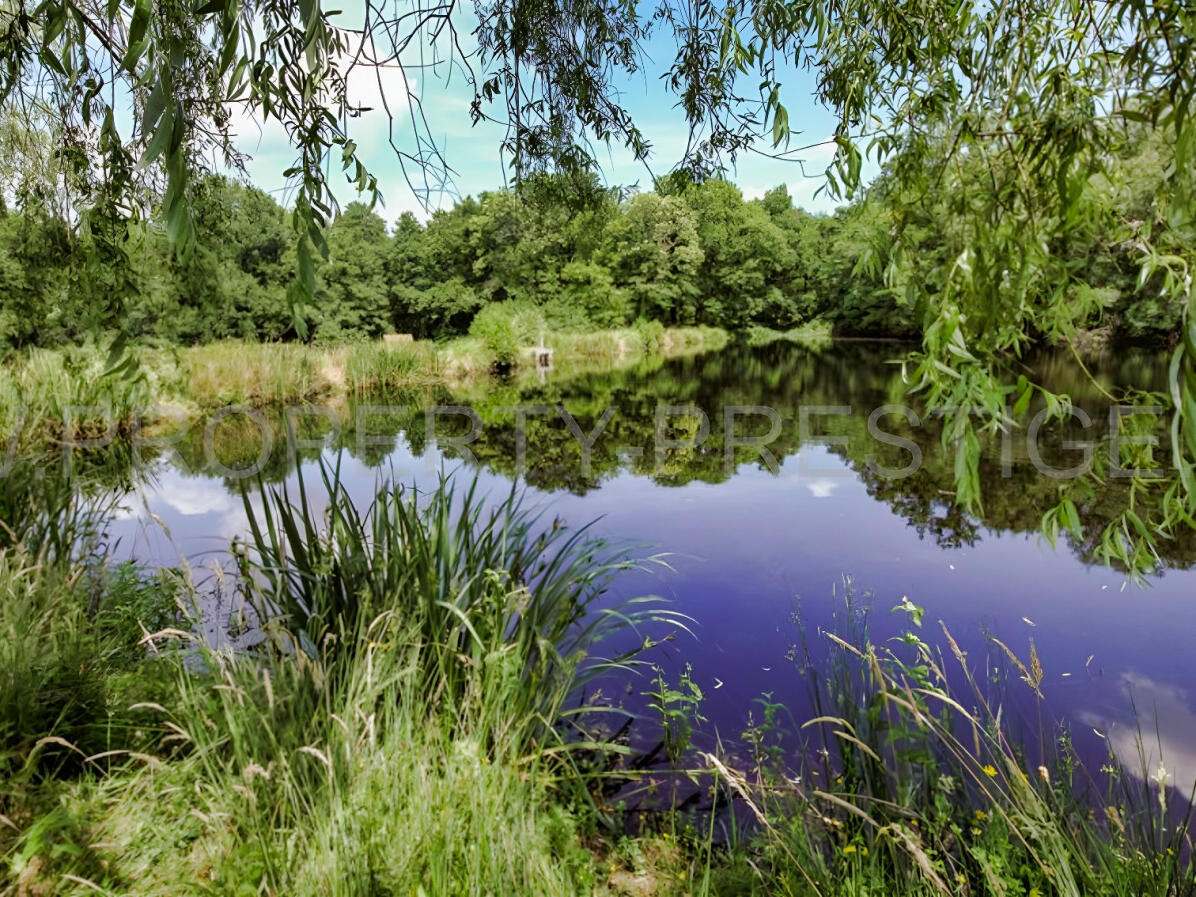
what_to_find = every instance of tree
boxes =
[165,175,292,342]
[681,179,795,328]
[315,201,391,340]
[0,207,75,349]
[597,192,703,324]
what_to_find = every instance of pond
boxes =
[96,340,1196,794]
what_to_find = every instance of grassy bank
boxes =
[744,319,834,349]
[0,467,666,895]
[0,324,729,453]
[1,463,1192,896]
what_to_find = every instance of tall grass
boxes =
[2,465,682,895]
[11,608,605,896]
[0,343,177,451]
[0,468,177,787]
[238,463,683,752]
[181,341,332,406]
[546,325,728,367]
[697,590,1196,896]
[0,462,99,560]
[744,319,834,349]
[6,463,1192,895]
[654,325,729,355]
[341,340,440,392]
[2,326,732,458]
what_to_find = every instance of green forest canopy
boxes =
[0,139,1183,351]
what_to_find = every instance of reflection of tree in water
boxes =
[33,341,1195,574]
[881,492,981,550]
[452,340,1194,573]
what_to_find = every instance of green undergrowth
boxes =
[682,588,1196,896]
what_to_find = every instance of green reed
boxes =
[342,340,441,392]
[236,461,683,753]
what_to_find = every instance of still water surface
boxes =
[107,341,1196,792]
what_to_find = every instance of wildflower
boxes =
[974,809,988,821]
[842,845,857,855]
[1037,765,1050,784]
[981,764,998,778]
[1152,761,1169,789]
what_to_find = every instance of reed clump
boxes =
[181,341,332,406]
[0,463,680,894]
[341,339,441,392]
[0,343,180,451]
[744,319,833,349]
[1,327,728,457]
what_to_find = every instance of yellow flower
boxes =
[1029,889,1042,897]
[981,764,998,778]
[974,809,988,820]
[842,845,857,855]
[860,847,869,857]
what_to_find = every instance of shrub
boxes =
[468,301,547,367]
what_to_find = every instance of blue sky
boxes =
[230,10,870,222]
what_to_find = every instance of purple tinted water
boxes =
[106,341,1196,794]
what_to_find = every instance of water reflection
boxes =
[16,340,1196,795]
[1080,673,1196,802]
[105,340,1192,571]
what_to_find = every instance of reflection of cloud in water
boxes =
[155,474,237,517]
[805,479,839,499]
[108,500,142,521]
[1079,673,1196,799]
[214,499,254,542]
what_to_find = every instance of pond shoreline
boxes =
[0,325,730,453]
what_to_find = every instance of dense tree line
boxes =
[0,120,1179,353]
[0,172,896,349]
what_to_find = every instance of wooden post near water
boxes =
[527,330,554,382]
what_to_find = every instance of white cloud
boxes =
[805,478,839,498]
[226,38,414,204]
[153,473,236,517]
